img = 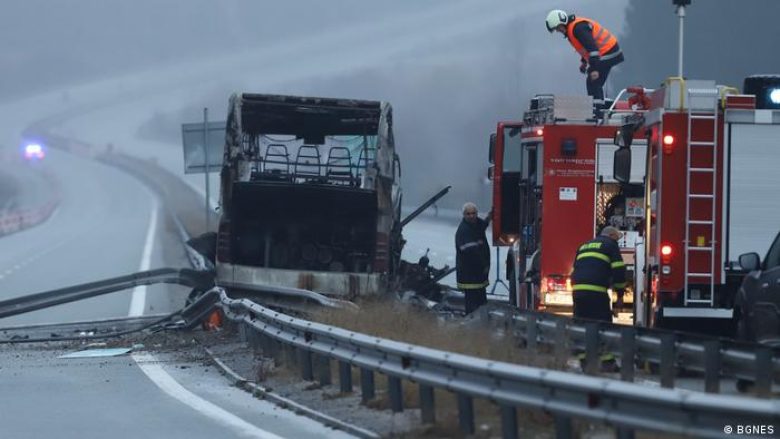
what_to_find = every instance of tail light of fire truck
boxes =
[661,244,673,275]
[544,275,571,292]
[662,134,675,155]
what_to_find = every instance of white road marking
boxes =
[132,352,284,439]
[127,198,158,317]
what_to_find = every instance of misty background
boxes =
[1,0,778,209]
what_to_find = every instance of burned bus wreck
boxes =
[214,93,403,298]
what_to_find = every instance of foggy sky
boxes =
[3,1,776,209]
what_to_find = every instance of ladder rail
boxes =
[684,88,720,307]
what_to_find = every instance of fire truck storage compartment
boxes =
[727,122,780,262]
[595,140,647,241]
[229,181,377,272]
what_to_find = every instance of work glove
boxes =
[579,59,588,74]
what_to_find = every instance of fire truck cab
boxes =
[489,93,648,315]
[615,76,780,335]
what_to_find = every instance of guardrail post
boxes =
[338,361,352,393]
[419,385,435,424]
[388,376,403,412]
[283,342,298,369]
[755,347,772,398]
[585,322,600,376]
[300,349,313,381]
[457,394,474,434]
[554,414,573,439]
[246,325,261,350]
[267,338,281,361]
[704,340,720,393]
[554,319,568,364]
[500,405,518,439]
[660,333,676,388]
[527,314,538,350]
[616,426,635,439]
[620,327,635,382]
[360,368,375,403]
[238,322,248,343]
[316,354,332,386]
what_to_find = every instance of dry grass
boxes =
[313,297,563,370]
[307,299,577,437]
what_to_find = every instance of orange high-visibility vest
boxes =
[566,17,618,60]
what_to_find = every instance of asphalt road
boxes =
[0,146,183,326]
[0,145,355,438]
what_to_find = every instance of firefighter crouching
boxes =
[455,202,492,315]
[571,226,626,322]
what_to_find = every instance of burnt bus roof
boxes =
[240,93,383,136]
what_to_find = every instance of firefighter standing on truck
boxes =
[571,226,626,322]
[455,202,492,315]
[545,9,624,111]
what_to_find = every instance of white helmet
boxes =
[546,9,570,33]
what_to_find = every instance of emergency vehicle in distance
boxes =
[488,90,650,315]
[215,93,402,299]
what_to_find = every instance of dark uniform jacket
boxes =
[571,235,627,295]
[455,218,490,290]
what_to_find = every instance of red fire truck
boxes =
[614,76,780,334]
[488,91,650,314]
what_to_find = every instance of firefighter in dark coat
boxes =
[455,202,492,315]
[571,226,627,322]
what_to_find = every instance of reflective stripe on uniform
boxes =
[579,242,603,251]
[458,241,481,251]
[458,281,488,289]
[613,282,627,289]
[577,251,611,263]
[572,284,608,293]
[593,28,605,43]
[611,261,625,268]
[600,49,622,61]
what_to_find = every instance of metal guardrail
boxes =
[216,290,779,439]
[485,307,780,396]
[0,268,214,319]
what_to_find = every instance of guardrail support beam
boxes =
[457,393,474,434]
[388,376,403,412]
[755,348,772,398]
[616,426,635,439]
[554,414,572,439]
[300,349,313,381]
[338,361,352,394]
[360,368,375,403]
[620,327,635,382]
[500,405,518,439]
[527,314,538,350]
[704,340,720,393]
[316,354,332,386]
[660,333,676,388]
[419,385,435,424]
[554,319,568,364]
[585,323,600,376]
